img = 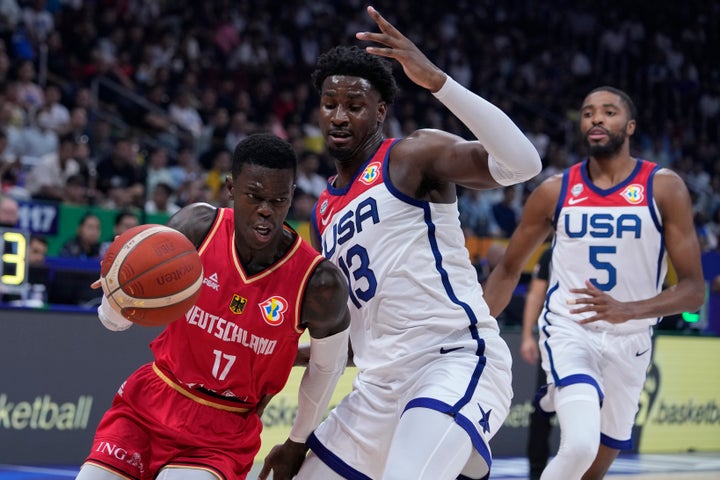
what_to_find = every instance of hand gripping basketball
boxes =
[99,224,203,327]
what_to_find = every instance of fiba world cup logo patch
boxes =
[259,296,288,326]
[360,162,381,185]
[620,184,644,204]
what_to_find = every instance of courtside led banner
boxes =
[635,336,720,452]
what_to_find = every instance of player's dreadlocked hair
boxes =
[312,45,399,104]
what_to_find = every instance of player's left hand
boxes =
[356,6,447,92]
[258,439,308,480]
[568,280,630,324]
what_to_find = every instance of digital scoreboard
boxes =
[0,226,29,295]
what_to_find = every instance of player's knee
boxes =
[559,436,598,470]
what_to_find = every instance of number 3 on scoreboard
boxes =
[1,230,27,286]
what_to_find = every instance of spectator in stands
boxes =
[25,133,82,201]
[62,173,89,206]
[168,145,201,193]
[21,107,59,158]
[95,136,144,208]
[203,147,231,205]
[296,150,327,199]
[59,212,101,259]
[35,84,70,136]
[168,88,204,143]
[225,110,249,152]
[21,0,54,46]
[0,193,19,226]
[66,107,91,142]
[492,186,521,238]
[458,188,501,238]
[99,209,139,259]
[144,145,175,194]
[28,233,47,266]
[289,187,317,222]
[14,59,43,112]
[145,181,180,216]
[0,130,22,192]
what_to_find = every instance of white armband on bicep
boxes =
[433,76,542,185]
[289,328,349,443]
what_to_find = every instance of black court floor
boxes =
[2,453,719,480]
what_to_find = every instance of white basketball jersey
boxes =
[312,139,497,377]
[547,159,666,333]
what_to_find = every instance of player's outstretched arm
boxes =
[484,178,558,317]
[259,260,350,480]
[357,6,541,189]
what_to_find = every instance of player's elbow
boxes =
[688,287,706,312]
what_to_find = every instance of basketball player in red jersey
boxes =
[484,87,704,479]
[76,134,351,480]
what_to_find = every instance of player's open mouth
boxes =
[329,131,351,146]
[254,225,272,242]
[587,127,607,140]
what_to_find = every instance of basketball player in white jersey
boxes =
[261,6,541,480]
[483,87,705,479]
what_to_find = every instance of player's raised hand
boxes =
[356,6,447,92]
[568,280,632,324]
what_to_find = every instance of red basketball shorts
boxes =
[83,363,262,480]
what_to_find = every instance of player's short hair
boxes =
[312,45,399,104]
[587,86,637,121]
[231,133,297,178]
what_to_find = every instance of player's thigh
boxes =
[384,407,480,480]
[157,467,222,480]
[540,317,601,382]
[304,384,400,478]
[600,332,651,442]
[296,450,348,480]
[76,464,127,480]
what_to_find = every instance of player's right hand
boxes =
[258,439,308,480]
[356,6,447,93]
[520,336,539,364]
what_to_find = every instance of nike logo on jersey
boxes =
[568,196,588,205]
[635,348,650,357]
[320,209,333,226]
[440,346,465,354]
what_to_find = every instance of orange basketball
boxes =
[100,224,203,327]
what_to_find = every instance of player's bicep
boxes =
[167,203,216,248]
[656,173,703,283]
[302,260,350,338]
[501,183,557,273]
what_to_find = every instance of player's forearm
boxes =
[432,76,541,185]
[483,265,522,318]
[521,293,544,340]
[289,329,349,442]
[627,280,705,322]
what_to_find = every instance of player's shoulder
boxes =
[167,202,218,247]
[530,172,563,203]
[651,166,693,209]
[307,258,347,293]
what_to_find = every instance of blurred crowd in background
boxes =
[0,0,719,261]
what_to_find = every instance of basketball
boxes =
[100,224,203,327]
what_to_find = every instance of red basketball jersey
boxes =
[151,208,324,408]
